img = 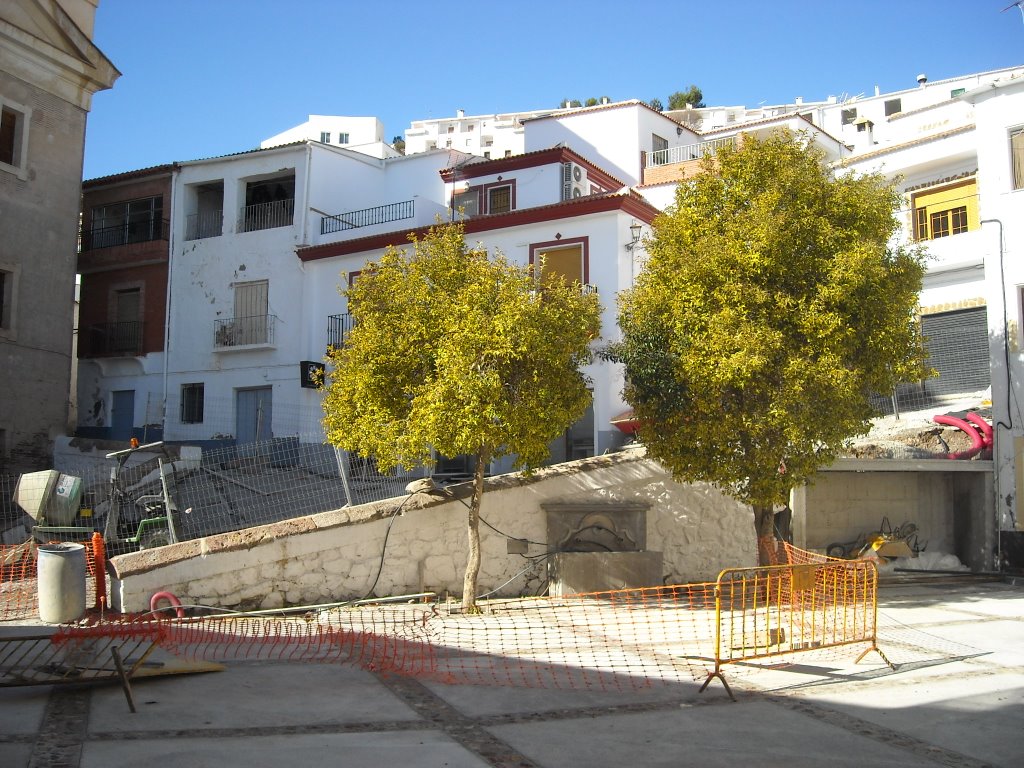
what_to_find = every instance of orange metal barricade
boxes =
[700,560,893,699]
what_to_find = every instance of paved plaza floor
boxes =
[1,577,1022,767]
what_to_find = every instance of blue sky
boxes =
[83,0,1024,180]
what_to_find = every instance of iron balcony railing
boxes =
[327,313,354,348]
[214,314,277,348]
[185,210,223,241]
[646,136,736,167]
[83,321,144,357]
[321,199,415,235]
[79,219,169,251]
[238,199,295,233]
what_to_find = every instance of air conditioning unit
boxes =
[561,162,589,200]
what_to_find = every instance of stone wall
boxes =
[109,448,755,613]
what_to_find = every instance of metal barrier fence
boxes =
[700,560,891,699]
[0,441,410,555]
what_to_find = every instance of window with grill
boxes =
[180,383,204,424]
[487,185,512,214]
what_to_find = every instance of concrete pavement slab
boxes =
[81,731,490,768]
[87,662,420,733]
[2,577,1022,767]
[486,699,944,768]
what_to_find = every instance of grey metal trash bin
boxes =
[37,543,86,623]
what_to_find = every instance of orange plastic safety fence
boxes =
[46,582,722,691]
[0,539,106,621]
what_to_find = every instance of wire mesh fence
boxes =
[0,440,416,553]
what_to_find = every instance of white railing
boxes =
[185,210,223,241]
[647,137,736,167]
[238,199,295,233]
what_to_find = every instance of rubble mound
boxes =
[845,426,980,460]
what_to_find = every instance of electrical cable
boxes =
[476,552,555,600]
[445,485,550,546]
[357,490,419,603]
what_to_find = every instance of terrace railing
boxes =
[214,314,277,348]
[646,136,736,167]
[80,219,169,251]
[327,313,355,348]
[239,199,294,233]
[321,199,415,235]
[82,321,144,357]
[185,210,223,241]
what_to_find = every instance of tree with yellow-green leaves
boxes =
[322,221,602,609]
[606,132,928,565]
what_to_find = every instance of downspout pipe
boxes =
[981,218,1008,571]
[161,164,180,437]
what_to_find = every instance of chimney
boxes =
[916,73,928,87]
[795,96,803,106]
[456,109,465,118]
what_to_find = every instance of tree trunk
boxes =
[461,449,489,611]
[753,503,777,566]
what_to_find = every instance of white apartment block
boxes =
[404,106,575,159]
[261,115,398,160]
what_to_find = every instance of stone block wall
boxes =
[109,448,755,613]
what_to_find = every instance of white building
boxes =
[836,68,1024,559]
[298,144,658,469]
[261,115,398,160]
[404,106,579,159]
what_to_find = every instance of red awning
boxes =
[610,409,640,435]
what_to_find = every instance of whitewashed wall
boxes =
[108,449,755,613]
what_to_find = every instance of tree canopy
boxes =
[668,86,705,110]
[608,132,927,560]
[322,221,602,605]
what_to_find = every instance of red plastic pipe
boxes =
[933,414,984,459]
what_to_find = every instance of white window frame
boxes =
[0,98,31,180]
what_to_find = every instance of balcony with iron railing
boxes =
[213,314,277,350]
[185,209,224,241]
[642,137,737,185]
[80,321,144,358]
[327,313,354,348]
[238,199,295,234]
[321,199,415,236]
[79,219,169,252]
